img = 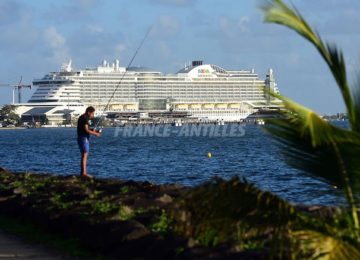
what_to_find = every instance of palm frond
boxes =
[265,93,360,195]
[173,177,299,255]
[291,230,360,259]
[351,70,360,133]
[262,0,359,132]
[173,177,359,257]
[261,0,360,233]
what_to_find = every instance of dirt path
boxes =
[0,229,67,259]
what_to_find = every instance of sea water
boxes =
[0,124,344,205]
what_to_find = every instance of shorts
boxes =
[77,136,90,153]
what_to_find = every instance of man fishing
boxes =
[77,106,101,179]
[75,29,150,179]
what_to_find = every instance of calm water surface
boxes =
[0,125,344,205]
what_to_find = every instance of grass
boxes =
[150,209,172,234]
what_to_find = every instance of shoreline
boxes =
[0,168,341,259]
[0,127,28,130]
[0,118,347,131]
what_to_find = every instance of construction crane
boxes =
[0,76,32,104]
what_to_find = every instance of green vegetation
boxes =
[118,205,135,220]
[150,209,172,234]
[90,199,118,214]
[0,104,20,125]
[120,185,130,194]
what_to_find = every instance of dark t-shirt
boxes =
[77,114,90,138]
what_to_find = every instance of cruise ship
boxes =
[18,59,281,124]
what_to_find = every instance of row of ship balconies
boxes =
[87,102,253,112]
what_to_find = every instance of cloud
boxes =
[44,27,66,49]
[238,16,250,32]
[43,26,69,64]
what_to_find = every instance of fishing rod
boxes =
[94,27,152,132]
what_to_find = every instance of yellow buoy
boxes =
[207,152,212,158]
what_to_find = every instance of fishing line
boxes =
[94,27,152,131]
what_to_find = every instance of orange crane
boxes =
[0,76,31,104]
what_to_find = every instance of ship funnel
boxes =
[192,60,203,67]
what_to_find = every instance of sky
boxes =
[0,0,360,114]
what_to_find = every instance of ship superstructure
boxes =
[20,59,281,124]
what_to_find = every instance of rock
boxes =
[0,167,8,173]
[104,220,150,243]
[13,187,26,195]
[156,194,173,204]
[0,195,15,202]
[187,238,197,248]
[84,187,93,196]
[124,221,150,241]
[296,204,340,218]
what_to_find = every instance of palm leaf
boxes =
[351,71,360,133]
[173,177,298,255]
[173,178,359,258]
[291,230,360,259]
[265,93,360,193]
[261,0,360,232]
[264,92,360,232]
[261,0,359,132]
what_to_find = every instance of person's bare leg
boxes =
[80,152,88,176]
[80,153,93,179]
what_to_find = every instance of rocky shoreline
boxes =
[0,168,340,259]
